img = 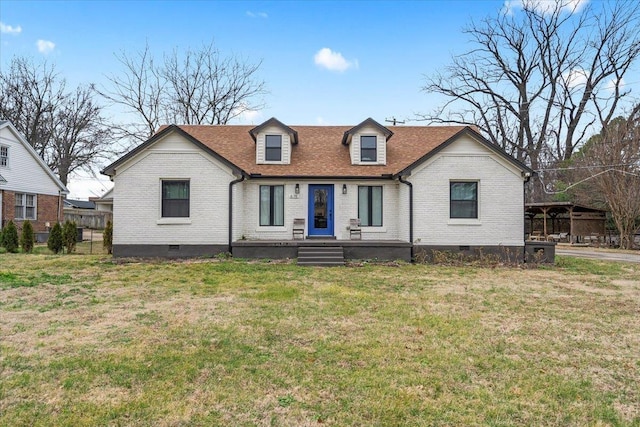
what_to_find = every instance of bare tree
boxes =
[0,57,63,158]
[100,41,266,142]
[572,105,640,249]
[421,1,640,186]
[49,85,113,186]
[97,44,165,143]
[0,56,112,186]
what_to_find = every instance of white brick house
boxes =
[102,118,533,260]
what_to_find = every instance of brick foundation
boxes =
[1,190,63,233]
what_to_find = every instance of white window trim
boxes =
[360,226,388,233]
[357,185,384,227]
[15,193,37,220]
[0,145,8,168]
[447,219,482,226]
[258,184,286,228]
[263,134,284,164]
[157,218,192,225]
[160,179,191,220]
[448,179,480,223]
[255,226,289,232]
[358,134,378,164]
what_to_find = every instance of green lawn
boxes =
[1,254,639,426]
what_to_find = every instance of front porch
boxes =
[231,239,413,262]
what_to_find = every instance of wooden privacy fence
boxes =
[64,209,112,229]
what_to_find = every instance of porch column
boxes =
[542,207,549,237]
[569,206,574,243]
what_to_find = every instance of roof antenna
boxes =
[385,117,405,126]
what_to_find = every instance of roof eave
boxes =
[249,117,299,144]
[247,174,396,180]
[394,127,534,178]
[0,121,68,193]
[342,117,393,145]
[101,125,248,178]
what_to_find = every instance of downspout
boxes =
[228,174,245,254]
[398,176,413,259]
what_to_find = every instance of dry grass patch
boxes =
[1,254,639,426]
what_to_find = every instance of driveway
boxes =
[556,248,640,263]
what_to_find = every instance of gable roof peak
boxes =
[342,117,393,145]
[249,117,299,144]
[0,120,68,193]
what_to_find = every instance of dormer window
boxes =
[342,118,393,166]
[250,118,298,165]
[265,135,282,161]
[360,136,377,162]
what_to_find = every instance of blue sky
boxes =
[1,1,496,126]
[1,0,638,198]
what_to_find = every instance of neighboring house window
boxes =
[162,180,190,218]
[15,193,37,220]
[358,186,383,226]
[0,146,7,167]
[360,136,377,162]
[450,181,478,218]
[265,135,282,162]
[260,185,284,226]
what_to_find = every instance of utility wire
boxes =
[536,163,637,172]
[539,168,640,194]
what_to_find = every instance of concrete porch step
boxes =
[297,246,344,266]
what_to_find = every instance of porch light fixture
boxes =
[342,184,347,194]
[295,183,300,194]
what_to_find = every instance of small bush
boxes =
[103,220,113,255]
[20,220,35,253]
[47,223,64,254]
[2,221,20,253]
[62,220,77,253]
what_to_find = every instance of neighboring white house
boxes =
[90,187,113,213]
[0,121,68,236]
[102,118,533,260]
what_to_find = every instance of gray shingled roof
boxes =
[64,199,96,209]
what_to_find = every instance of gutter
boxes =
[398,175,414,258]
[228,174,246,253]
[248,174,397,180]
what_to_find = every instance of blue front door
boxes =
[308,184,334,236]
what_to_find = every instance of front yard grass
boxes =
[1,254,639,426]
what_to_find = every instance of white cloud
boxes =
[246,11,268,18]
[562,68,587,89]
[503,0,588,15]
[36,39,55,54]
[0,21,22,34]
[316,117,327,125]
[239,109,262,124]
[313,48,358,72]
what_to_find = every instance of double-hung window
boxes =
[162,180,190,218]
[450,181,478,219]
[260,185,284,226]
[358,186,383,226]
[15,193,36,220]
[265,135,282,162]
[360,136,377,162]
[0,146,8,167]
